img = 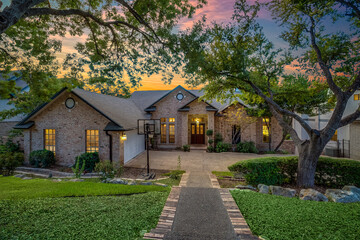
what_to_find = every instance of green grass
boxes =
[0,192,168,240]
[231,190,360,240]
[212,171,234,179]
[154,177,181,186]
[0,176,168,200]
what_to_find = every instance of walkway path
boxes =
[145,171,258,240]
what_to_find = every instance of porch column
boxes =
[182,113,188,146]
[111,132,124,166]
[208,113,215,134]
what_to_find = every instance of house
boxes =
[15,85,294,167]
[293,90,360,159]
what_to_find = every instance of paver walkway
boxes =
[164,172,236,239]
[145,171,257,240]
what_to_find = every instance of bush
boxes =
[75,152,100,172]
[214,133,223,145]
[182,145,190,152]
[0,152,24,175]
[29,150,55,168]
[165,170,185,180]
[228,156,360,187]
[207,145,215,153]
[95,160,123,180]
[206,129,213,136]
[0,139,20,154]
[208,139,214,145]
[215,142,232,153]
[72,157,86,178]
[236,141,258,153]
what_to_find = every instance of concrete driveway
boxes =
[126,150,291,172]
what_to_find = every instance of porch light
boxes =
[121,133,127,141]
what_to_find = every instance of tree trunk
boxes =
[274,134,286,152]
[296,138,323,188]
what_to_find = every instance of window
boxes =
[44,129,56,154]
[161,124,167,143]
[331,130,338,141]
[262,118,270,143]
[86,130,99,152]
[354,94,360,100]
[169,124,175,143]
[169,118,175,123]
[161,118,167,123]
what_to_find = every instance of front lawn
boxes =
[0,192,168,240]
[231,190,360,240]
[0,176,167,200]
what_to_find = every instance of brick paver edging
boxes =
[143,187,181,239]
[219,189,259,240]
[179,172,189,187]
[209,173,221,188]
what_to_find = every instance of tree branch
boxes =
[308,15,342,96]
[339,107,360,127]
[337,0,360,20]
[0,0,46,34]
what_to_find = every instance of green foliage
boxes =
[72,157,86,179]
[0,152,24,176]
[0,192,168,239]
[206,129,213,136]
[228,156,360,187]
[166,170,185,180]
[182,144,190,152]
[208,139,214,145]
[0,176,167,200]
[212,171,234,178]
[177,155,181,170]
[75,152,100,172]
[0,139,20,153]
[236,141,258,153]
[207,145,215,153]
[29,150,55,168]
[94,160,123,180]
[214,133,223,145]
[231,190,360,240]
[215,142,232,153]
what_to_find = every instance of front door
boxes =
[191,123,205,144]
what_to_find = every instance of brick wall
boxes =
[23,91,124,166]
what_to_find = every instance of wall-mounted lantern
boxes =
[121,132,127,141]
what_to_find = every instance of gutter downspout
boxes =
[105,131,113,162]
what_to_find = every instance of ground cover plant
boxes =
[0,176,167,200]
[231,190,360,240]
[228,156,360,187]
[0,192,168,240]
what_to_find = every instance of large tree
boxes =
[0,0,205,119]
[180,0,360,187]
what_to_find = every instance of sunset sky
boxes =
[1,0,352,91]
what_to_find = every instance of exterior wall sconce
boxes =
[121,132,127,141]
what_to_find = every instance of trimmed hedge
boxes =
[75,152,100,172]
[228,156,360,187]
[215,142,232,153]
[0,152,24,175]
[236,141,258,153]
[29,150,55,168]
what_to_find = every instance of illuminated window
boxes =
[44,129,56,154]
[161,124,167,143]
[331,130,338,141]
[169,124,175,143]
[161,118,167,123]
[354,94,360,101]
[169,118,175,123]
[262,118,270,143]
[86,130,99,153]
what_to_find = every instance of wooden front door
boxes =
[191,123,205,144]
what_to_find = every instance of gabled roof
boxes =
[15,88,146,131]
[142,85,198,112]
[178,97,218,112]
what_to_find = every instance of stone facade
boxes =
[22,91,124,166]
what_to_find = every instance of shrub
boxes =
[228,156,360,187]
[182,145,190,152]
[29,150,55,168]
[167,170,185,180]
[75,152,100,172]
[207,145,215,153]
[236,141,258,153]
[72,157,86,178]
[215,142,232,153]
[214,133,223,145]
[95,160,123,180]
[0,139,20,154]
[208,139,214,145]
[0,152,24,175]
[206,129,213,136]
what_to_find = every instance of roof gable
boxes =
[178,97,218,112]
